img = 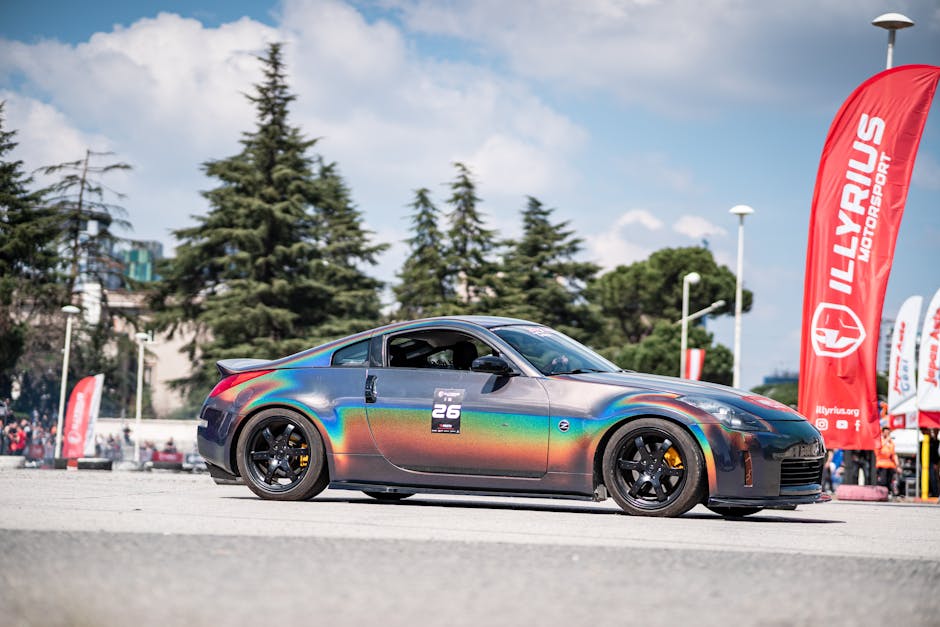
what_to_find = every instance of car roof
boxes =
[434,315,537,329]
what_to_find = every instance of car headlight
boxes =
[679,396,770,432]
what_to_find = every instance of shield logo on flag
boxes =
[810,303,866,358]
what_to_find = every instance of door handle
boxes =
[365,375,377,403]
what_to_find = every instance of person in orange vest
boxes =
[875,426,899,496]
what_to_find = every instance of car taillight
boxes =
[208,370,273,398]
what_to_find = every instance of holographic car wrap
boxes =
[197,315,829,515]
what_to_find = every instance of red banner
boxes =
[684,349,705,381]
[62,374,104,459]
[798,65,940,450]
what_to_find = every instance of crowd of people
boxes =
[0,398,183,466]
[822,427,940,499]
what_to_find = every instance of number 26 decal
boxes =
[432,403,462,419]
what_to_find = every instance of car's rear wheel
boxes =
[602,418,704,517]
[706,505,763,517]
[237,408,329,501]
[363,491,413,501]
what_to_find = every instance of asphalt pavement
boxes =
[1,469,938,626]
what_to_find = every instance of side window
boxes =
[386,330,495,370]
[331,339,370,367]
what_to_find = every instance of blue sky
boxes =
[1,0,939,390]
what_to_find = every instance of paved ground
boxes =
[1,469,938,626]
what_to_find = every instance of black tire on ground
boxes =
[236,408,329,501]
[602,418,705,517]
[705,505,763,518]
[363,491,413,501]
[77,458,113,471]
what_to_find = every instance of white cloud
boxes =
[616,209,663,231]
[585,208,665,268]
[389,0,938,113]
[673,215,727,241]
[1,93,113,181]
[0,0,586,256]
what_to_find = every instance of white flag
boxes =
[917,288,940,412]
[887,296,922,415]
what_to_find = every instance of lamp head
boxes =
[135,332,150,342]
[729,205,755,217]
[684,272,701,285]
[872,13,914,30]
[61,305,80,315]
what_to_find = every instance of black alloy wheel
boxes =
[602,418,704,517]
[706,505,764,518]
[236,408,329,501]
[363,491,413,502]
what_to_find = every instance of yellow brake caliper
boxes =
[299,442,309,468]
[663,447,683,469]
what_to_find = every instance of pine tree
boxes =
[0,102,63,399]
[40,150,132,297]
[394,188,451,318]
[153,43,383,397]
[444,162,498,312]
[500,196,600,339]
[314,160,387,336]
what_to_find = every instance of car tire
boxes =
[705,505,763,518]
[363,491,413,501]
[236,408,329,501]
[602,418,704,517]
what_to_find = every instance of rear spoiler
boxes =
[217,358,274,378]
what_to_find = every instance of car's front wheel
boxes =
[236,408,329,501]
[602,418,704,517]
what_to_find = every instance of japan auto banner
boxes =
[887,295,922,415]
[917,288,940,429]
[798,65,940,450]
[62,374,104,458]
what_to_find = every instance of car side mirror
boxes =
[471,355,516,376]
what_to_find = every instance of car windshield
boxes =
[493,325,621,376]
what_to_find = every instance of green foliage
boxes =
[607,321,734,385]
[498,196,601,341]
[588,247,749,384]
[588,246,751,346]
[444,163,500,312]
[394,188,452,318]
[0,102,65,401]
[153,43,384,398]
[313,160,388,336]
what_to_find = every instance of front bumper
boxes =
[703,418,828,503]
[708,493,831,508]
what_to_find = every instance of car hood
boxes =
[556,371,807,422]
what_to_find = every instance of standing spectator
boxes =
[875,427,899,496]
[6,421,26,456]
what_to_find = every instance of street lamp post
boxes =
[134,331,151,464]
[680,272,701,378]
[729,205,754,389]
[675,300,726,327]
[872,13,914,70]
[54,305,81,459]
